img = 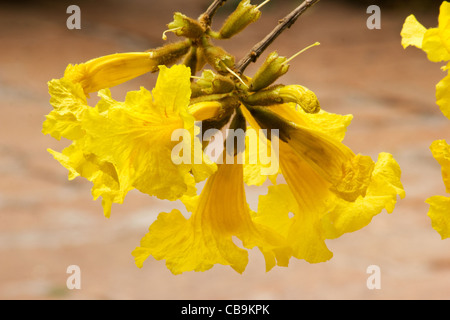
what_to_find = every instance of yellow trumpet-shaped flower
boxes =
[44,64,216,217]
[426,140,450,239]
[63,41,191,95]
[401,1,450,119]
[245,104,377,202]
[242,103,405,263]
[64,52,158,95]
[132,158,292,274]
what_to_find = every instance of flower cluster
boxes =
[401,1,450,239]
[43,0,405,274]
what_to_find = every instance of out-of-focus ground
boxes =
[1,0,450,300]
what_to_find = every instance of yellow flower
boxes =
[63,41,191,95]
[64,52,158,95]
[44,64,216,217]
[402,2,450,240]
[242,103,405,263]
[132,159,292,274]
[401,1,450,119]
[426,140,450,239]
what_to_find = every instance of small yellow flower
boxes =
[426,140,450,239]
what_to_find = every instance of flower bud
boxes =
[64,52,159,95]
[63,41,191,95]
[200,38,235,73]
[216,0,262,39]
[249,51,289,91]
[196,70,235,94]
[167,12,205,39]
[147,40,191,71]
[189,101,223,121]
[278,85,320,114]
[183,46,200,74]
[243,84,320,114]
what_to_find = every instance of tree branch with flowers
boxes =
[43,0,405,275]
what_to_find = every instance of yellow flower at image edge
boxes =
[426,140,450,239]
[401,1,450,119]
[43,64,216,217]
[402,2,450,240]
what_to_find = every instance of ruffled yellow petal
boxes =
[422,27,450,62]
[401,14,427,49]
[421,2,450,62]
[438,1,450,50]
[82,95,192,200]
[436,71,450,120]
[430,139,450,193]
[42,78,88,140]
[45,64,215,217]
[152,65,193,125]
[426,196,450,239]
[256,149,405,262]
[47,141,129,218]
[322,152,405,239]
[426,140,450,239]
[132,161,291,274]
[64,52,158,94]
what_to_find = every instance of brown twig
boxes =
[235,0,320,74]
[199,0,228,27]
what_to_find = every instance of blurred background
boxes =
[1,0,450,300]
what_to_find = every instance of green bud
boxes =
[190,82,204,98]
[196,70,235,94]
[183,46,204,74]
[217,0,262,39]
[167,12,205,39]
[249,51,289,91]
[200,37,235,73]
[148,40,191,71]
